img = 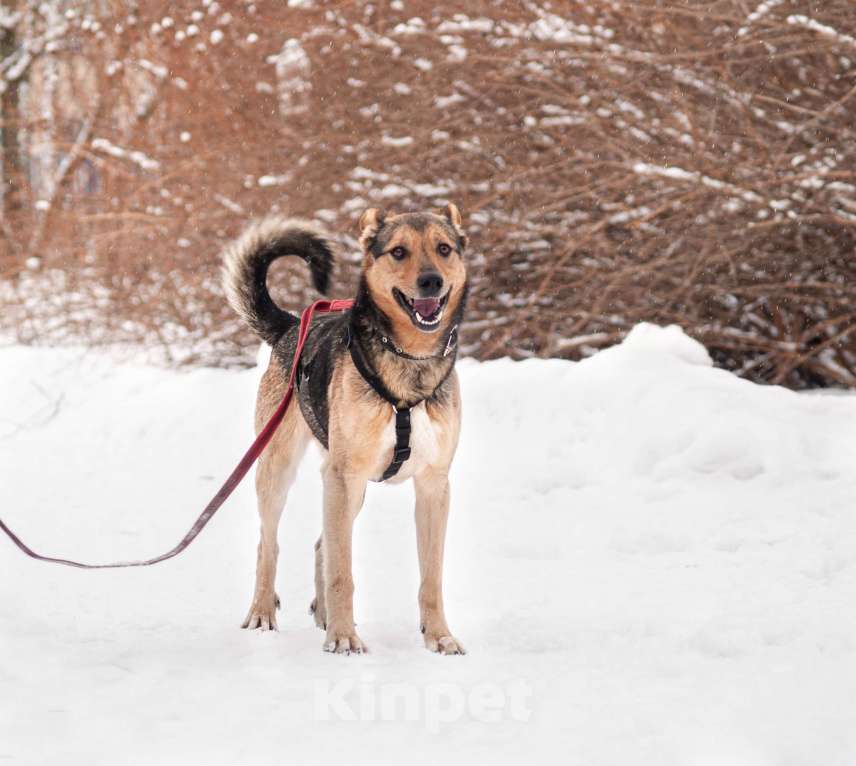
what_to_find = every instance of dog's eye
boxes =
[437,242,452,257]
[390,246,407,260]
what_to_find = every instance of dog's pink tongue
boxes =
[413,297,441,316]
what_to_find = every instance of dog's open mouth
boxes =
[393,287,450,331]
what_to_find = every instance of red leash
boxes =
[0,298,354,569]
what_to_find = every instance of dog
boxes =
[222,204,469,655]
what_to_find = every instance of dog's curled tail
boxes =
[222,216,334,345]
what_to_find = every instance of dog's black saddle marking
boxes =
[293,313,343,451]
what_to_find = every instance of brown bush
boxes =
[1,1,855,386]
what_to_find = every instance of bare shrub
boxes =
[2,1,855,386]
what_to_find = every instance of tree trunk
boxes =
[1,0,23,259]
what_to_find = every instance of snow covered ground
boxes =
[3,324,856,765]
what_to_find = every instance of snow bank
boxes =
[2,324,856,764]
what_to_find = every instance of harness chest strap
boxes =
[298,316,458,481]
[344,320,457,481]
[383,407,413,482]
[346,332,414,482]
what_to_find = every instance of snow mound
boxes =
[2,326,856,764]
[619,321,713,366]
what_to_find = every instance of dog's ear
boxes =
[443,202,468,250]
[358,207,386,251]
[444,202,463,228]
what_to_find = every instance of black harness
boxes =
[295,312,458,482]
[345,321,458,481]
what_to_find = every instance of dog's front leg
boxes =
[321,464,367,654]
[414,467,466,655]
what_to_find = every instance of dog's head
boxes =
[358,204,468,341]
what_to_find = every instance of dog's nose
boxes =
[417,271,444,296]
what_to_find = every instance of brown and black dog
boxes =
[222,205,469,654]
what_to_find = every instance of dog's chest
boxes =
[374,402,440,483]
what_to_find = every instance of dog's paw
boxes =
[423,631,466,655]
[323,628,367,655]
[241,593,280,631]
[309,597,327,630]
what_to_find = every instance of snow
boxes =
[526,13,614,46]
[446,45,468,63]
[136,58,167,80]
[437,16,495,34]
[786,15,856,49]
[738,0,785,36]
[392,18,426,36]
[214,194,244,215]
[380,135,414,148]
[633,162,763,205]
[267,39,311,115]
[435,93,466,109]
[257,174,291,187]
[3,325,856,764]
[91,137,160,171]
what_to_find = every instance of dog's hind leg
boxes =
[309,534,326,630]
[242,410,311,631]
